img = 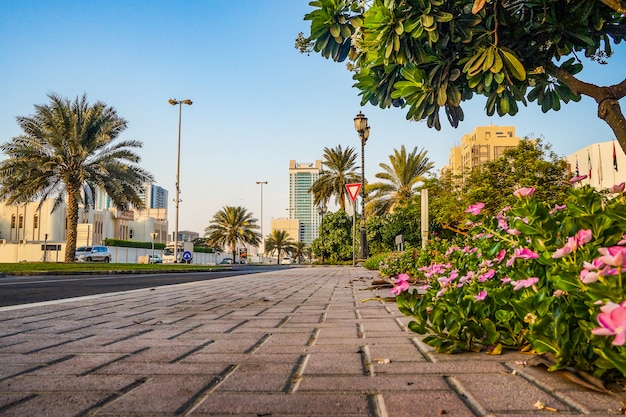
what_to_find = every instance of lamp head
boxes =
[354,111,368,132]
[181,99,193,105]
[168,99,178,106]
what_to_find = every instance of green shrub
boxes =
[363,253,390,270]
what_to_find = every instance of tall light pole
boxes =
[256,181,268,257]
[169,98,192,263]
[317,204,327,264]
[354,111,370,259]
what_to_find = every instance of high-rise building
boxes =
[139,183,169,209]
[288,160,322,245]
[444,125,520,175]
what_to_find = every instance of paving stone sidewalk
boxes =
[0,267,624,417]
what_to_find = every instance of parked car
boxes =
[281,257,292,265]
[75,246,112,263]
[148,254,162,264]
[219,257,233,264]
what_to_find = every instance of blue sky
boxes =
[1,1,625,234]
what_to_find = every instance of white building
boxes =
[565,140,626,189]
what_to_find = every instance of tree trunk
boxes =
[545,62,626,155]
[65,185,80,262]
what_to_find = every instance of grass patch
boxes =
[0,262,220,275]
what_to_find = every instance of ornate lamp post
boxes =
[169,98,192,263]
[317,204,327,264]
[354,111,370,259]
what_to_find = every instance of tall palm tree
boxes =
[309,145,361,211]
[290,240,309,264]
[0,93,153,262]
[366,145,434,216]
[264,229,295,264]
[205,206,261,264]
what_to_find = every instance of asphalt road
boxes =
[0,266,281,307]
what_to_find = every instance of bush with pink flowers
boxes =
[389,184,626,380]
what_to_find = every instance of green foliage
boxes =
[429,139,570,233]
[104,239,165,250]
[205,206,261,262]
[265,229,296,264]
[390,185,626,380]
[311,210,356,262]
[309,145,361,211]
[0,93,153,261]
[301,0,626,152]
[365,145,434,216]
[363,252,389,270]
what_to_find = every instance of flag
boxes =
[575,156,580,177]
[597,144,603,185]
[588,149,592,180]
[614,140,619,172]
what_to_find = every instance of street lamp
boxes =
[317,204,327,264]
[169,98,192,263]
[256,181,268,257]
[354,111,370,259]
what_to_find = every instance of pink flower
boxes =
[494,249,507,263]
[513,187,535,198]
[591,301,626,346]
[390,273,410,295]
[553,290,564,298]
[552,245,573,259]
[597,246,626,267]
[576,229,593,245]
[474,290,487,301]
[549,204,567,215]
[465,202,485,215]
[515,248,539,259]
[580,269,599,284]
[501,276,512,284]
[569,175,588,184]
[609,182,625,193]
[619,235,626,245]
[479,269,496,282]
[511,277,539,291]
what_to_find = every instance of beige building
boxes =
[445,125,521,175]
[566,140,626,190]
[270,217,301,244]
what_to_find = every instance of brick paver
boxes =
[0,267,624,416]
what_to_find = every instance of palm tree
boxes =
[264,229,295,264]
[0,93,153,262]
[366,145,434,216]
[309,145,361,211]
[205,206,261,264]
[291,241,309,264]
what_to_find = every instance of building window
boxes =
[18,215,24,229]
[11,215,16,229]
[33,214,39,229]
[129,229,134,239]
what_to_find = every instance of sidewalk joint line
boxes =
[285,354,310,393]
[176,364,238,416]
[369,393,389,417]
[225,319,248,333]
[75,377,149,417]
[102,329,153,346]
[0,394,38,414]
[361,344,375,376]
[168,324,203,340]
[26,334,94,354]
[502,362,590,414]
[445,375,494,417]
[245,333,272,354]
[170,339,214,363]
[0,354,75,383]
[307,328,320,346]
[79,347,150,376]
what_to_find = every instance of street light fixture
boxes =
[354,111,370,259]
[169,98,192,263]
[317,204,327,264]
[256,181,268,257]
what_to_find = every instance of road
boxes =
[0,266,281,307]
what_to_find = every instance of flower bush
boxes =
[389,184,626,379]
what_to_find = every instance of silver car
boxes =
[75,246,112,263]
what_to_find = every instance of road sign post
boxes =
[345,183,362,266]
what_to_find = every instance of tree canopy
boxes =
[264,229,296,264]
[205,206,261,264]
[309,145,361,211]
[366,145,434,216]
[0,93,153,262]
[298,0,626,153]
